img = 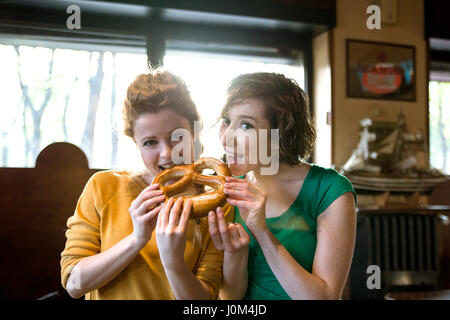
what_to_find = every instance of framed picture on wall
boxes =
[346,39,416,101]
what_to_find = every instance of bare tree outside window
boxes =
[0,41,147,169]
[14,46,55,164]
[110,52,118,168]
[81,51,105,162]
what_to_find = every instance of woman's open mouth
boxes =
[158,163,175,172]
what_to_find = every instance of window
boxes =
[429,69,450,174]
[0,36,148,169]
[0,36,304,170]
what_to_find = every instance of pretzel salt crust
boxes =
[152,157,231,219]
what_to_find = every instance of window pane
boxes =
[429,80,450,174]
[0,39,147,169]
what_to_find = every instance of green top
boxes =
[234,164,356,300]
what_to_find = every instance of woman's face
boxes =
[219,98,272,176]
[133,108,194,179]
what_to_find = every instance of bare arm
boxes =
[66,234,142,298]
[219,249,249,300]
[208,208,250,300]
[251,192,356,299]
[161,260,211,300]
[156,198,212,300]
[65,184,164,298]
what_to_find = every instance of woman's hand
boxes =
[129,183,166,249]
[208,207,250,253]
[156,197,192,269]
[223,176,268,233]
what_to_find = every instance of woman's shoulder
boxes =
[90,169,135,184]
[87,169,147,197]
[307,164,356,215]
[309,164,352,186]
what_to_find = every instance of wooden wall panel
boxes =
[0,143,100,299]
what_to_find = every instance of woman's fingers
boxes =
[136,195,166,215]
[157,197,174,230]
[138,183,162,199]
[224,178,267,213]
[223,182,249,192]
[131,186,164,210]
[142,204,163,223]
[177,199,192,232]
[224,177,257,192]
[208,211,224,250]
[143,183,160,191]
[168,197,184,227]
[226,198,252,209]
[229,224,241,247]
[224,180,264,197]
[216,208,232,251]
[157,197,191,232]
[229,223,251,249]
[223,187,258,201]
[208,207,250,252]
[235,223,251,244]
[225,176,245,183]
[236,223,249,238]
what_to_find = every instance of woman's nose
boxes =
[220,126,236,150]
[160,142,173,160]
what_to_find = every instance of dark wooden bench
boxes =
[0,142,101,299]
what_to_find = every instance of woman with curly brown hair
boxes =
[208,72,357,300]
[61,70,233,300]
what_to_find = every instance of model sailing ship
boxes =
[341,112,448,193]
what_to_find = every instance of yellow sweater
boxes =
[60,170,233,300]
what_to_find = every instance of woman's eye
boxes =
[240,122,254,130]
[221,118,230,126]
[143,140,157,147]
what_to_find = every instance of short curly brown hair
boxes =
[123,70,202,140]
[221,72,315,165]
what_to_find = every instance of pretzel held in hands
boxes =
[152,157,231,219]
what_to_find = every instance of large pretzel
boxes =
[152,157,231,219]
